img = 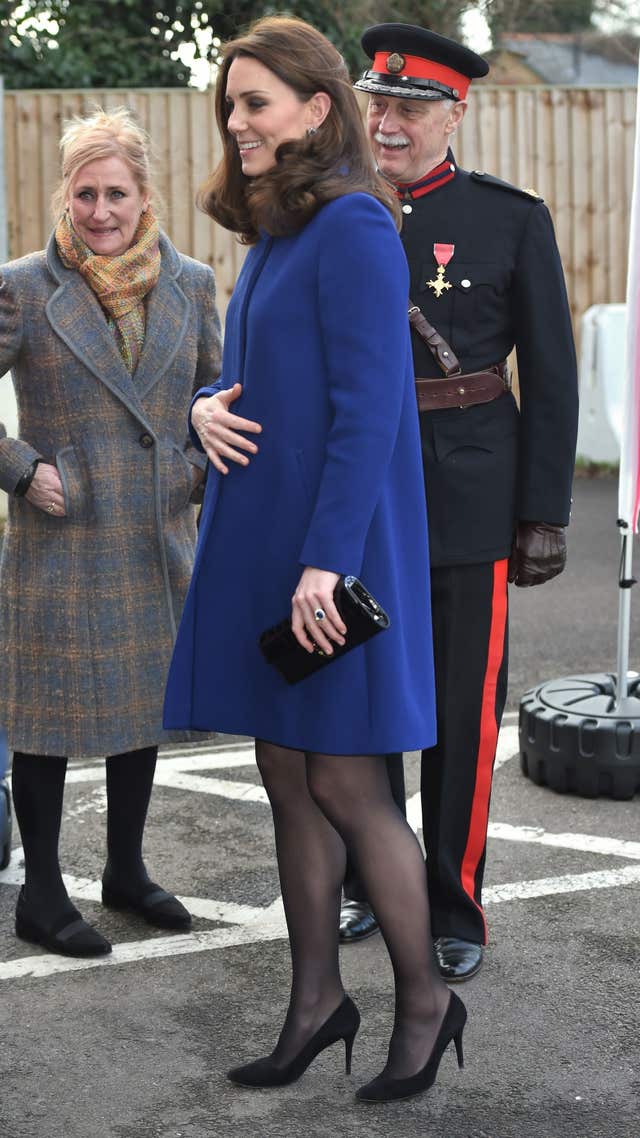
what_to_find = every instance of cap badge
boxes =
[386,52,406,74]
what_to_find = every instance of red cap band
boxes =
[372,51,470,99]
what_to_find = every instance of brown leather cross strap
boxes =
[408,297,510,410]
[408,299,461,375]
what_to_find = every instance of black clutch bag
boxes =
[259,575,391,685]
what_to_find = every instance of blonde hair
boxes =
[51,107,154,217]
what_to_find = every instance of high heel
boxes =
[355,990,466,1103]
[227,995,360,1088]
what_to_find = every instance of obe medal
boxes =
[426,243,455,298]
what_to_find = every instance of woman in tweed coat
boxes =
[0,109,221,956]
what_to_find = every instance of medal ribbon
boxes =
[434,243,455,268]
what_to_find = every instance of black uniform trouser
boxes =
[344,560,508,946]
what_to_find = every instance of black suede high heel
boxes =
[356,990,466,1103]
[227,995,361,1088]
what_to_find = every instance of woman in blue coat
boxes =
[164,16,465,1103]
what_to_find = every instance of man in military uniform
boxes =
[339,24,579,981]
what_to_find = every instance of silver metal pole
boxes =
[614,525,634,706]
[0,77,7,264]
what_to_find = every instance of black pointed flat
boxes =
[15,886,112,957]
[102,880,192,930]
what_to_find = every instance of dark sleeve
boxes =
[511,203,579,525]
[0,270,43,494]
[185,265,223,468]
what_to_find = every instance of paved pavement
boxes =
[1,475,639,1138]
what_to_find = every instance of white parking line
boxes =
[3,726,639,983]
[494,724,519,769]
[488,823,640,861]
[485,864,640,904]
[0,899,287,982]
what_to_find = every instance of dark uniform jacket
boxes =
[401,152,578,567]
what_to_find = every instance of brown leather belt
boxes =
[408,300,510,411]
[415,361,510,412]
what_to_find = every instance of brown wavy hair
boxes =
[198,15,400,243]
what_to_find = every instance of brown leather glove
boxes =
[508,522,567,587]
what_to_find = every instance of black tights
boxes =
[11,746,158,924]
[255,741,449,1079]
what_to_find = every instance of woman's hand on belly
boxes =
[191,383,262,475]
[292,567,346,655]
[26,462,67,517]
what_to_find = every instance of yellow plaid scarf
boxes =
[55,208,161,373]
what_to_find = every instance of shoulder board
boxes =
[469,171,544,202]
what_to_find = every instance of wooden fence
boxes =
[2,85,637,327]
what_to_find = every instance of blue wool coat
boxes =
[164,193,436,754]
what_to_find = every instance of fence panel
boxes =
[2,85,637,325]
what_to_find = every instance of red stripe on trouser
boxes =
[459,559,508,939]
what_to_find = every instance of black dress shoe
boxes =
[102,878,192,930]
[15,887,112,958]
[433,937,483,982]
[339,900,380,944]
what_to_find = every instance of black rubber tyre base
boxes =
[519,673,640,800]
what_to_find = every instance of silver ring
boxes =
[314,607,326,622]
[47,502,56,513]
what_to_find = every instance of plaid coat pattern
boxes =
[0,232,221,757]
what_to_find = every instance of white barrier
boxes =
[577,303,626,464]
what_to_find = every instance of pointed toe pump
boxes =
[356,991,466,1103]
[227,995,361,1088]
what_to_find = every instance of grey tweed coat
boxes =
[0,232,221,757]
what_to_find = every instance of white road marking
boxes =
[0,899,287,982]
[3,726,640,983]
[4,862,640,982]
[494,724,519,769]
[488,823,640,861]
[0,850,270,925]
[64,747,257,785]
[153,773,268,801]
[485,864,640,904]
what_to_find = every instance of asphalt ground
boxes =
[1,474,639,1138]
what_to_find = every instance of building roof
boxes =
[489,33,638,85]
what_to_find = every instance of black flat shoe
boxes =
[102,880,192,930]
[15,887,111,958]
[227,995,361,1088]
[356,991,466,1103]
[339,900,380,944]
[434,937,483,982]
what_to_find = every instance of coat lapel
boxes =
[45,233,144,416]
[133,237,189,399]
[44,232,189,415]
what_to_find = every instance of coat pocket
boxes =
[55,445,92,522]
[160,442,194,517]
